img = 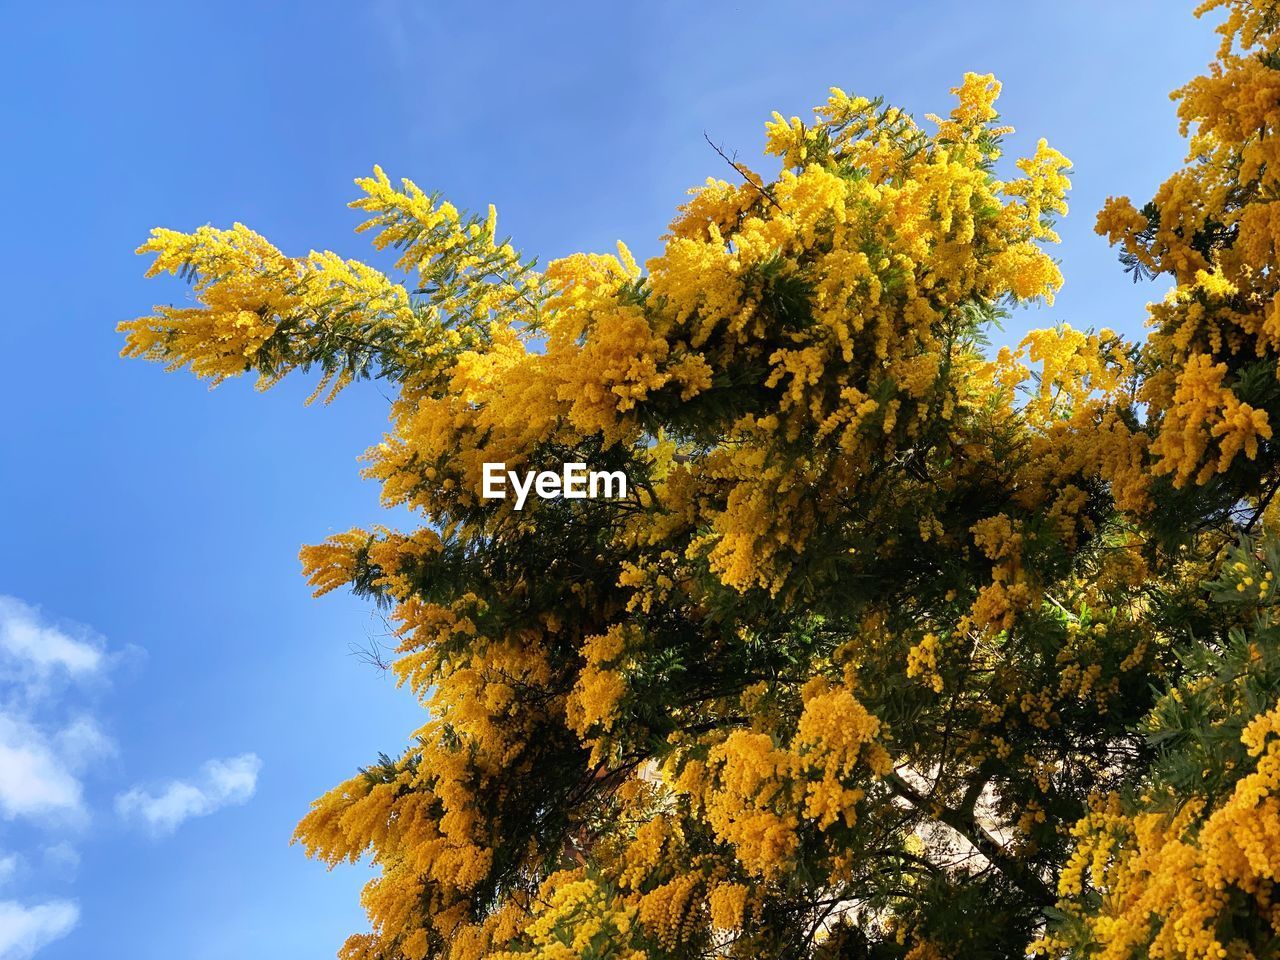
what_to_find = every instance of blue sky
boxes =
[0,2,1219,957]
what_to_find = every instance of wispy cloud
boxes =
[116,754,262,836]
[0,714,84,822]
[0,597,261,954]
[0,900,78,960]
[0,599,118,826]
[0,601,102,675]
[0,601,104,701]
[0,597,125,958]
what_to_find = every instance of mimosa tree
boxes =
[121,2,1280,956]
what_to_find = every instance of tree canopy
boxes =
[120,1,1280,956]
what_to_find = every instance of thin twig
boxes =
[703,132,783,212]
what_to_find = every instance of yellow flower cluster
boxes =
[567,625,632,761]
[681,680,889,879]
[121,224,419,399]
[1150,351,1272,487]
[647,76,1072,595]
[489,873,644,960]
[906,633,944,692]
[706,882,750,932]
[1044,702,1280,959]
[1095,0,1280,492]
[351,166,541,337]
[970,514,1033,634]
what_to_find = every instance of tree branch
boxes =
[883,771,1054,907]
[703,132,783,212]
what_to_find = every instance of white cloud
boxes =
[0,716,84,823]
[0,900,77,960]
[0,600,119,960]
[0,598,103,683]
[116,754,261,836]
[53,717,114,770]
[0,600,119,826]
